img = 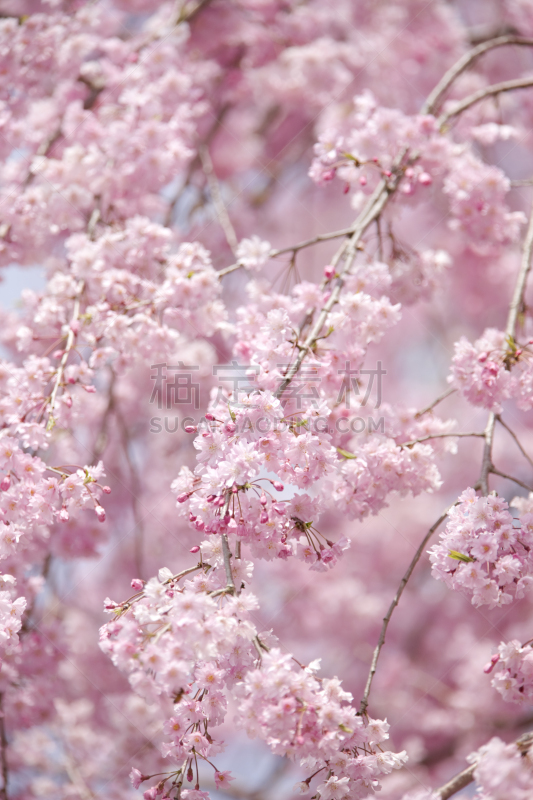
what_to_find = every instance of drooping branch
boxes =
[199,144,239,255]
[422,35,533,115]
[496,415,533,471]
[489,467,533,494]
[359,506,452,715]
[438,76,533,127]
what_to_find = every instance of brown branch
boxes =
[275,170,403,399]
[496,415,533,470]
[359,506,451,715]
[414,387,456,418]
[47,281,84,430]
[399,432,484,448]
[438,76,533,127]
[433,730,533,799]
[198,144,239,254]
[221,533,235,595]
[423,35,533,115]
[490,467,533,494]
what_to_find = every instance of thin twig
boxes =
[414,387,456,418]
[479,200,533,495]
[490,467,533,494]
[399,432,484,448]
[422,35,533,115]
[198,145,239,255]
[359,507,451,715]
[438,76,533,128]
[275,170,402,399]
[433,730,533,799]
[47,281,84,430]
[496,415,533,470]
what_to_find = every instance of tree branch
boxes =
[359,507,451,715]
[438,76,533,127]
[496,415,533,470]
[414,387,456,418]
[433,730,533,799]
[399,432,484,448]
[198,144,239,255]
[423,35,533,115]
[490,467,533,494]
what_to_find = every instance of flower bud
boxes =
[59,507,69,523]
[131,579,144,590]
[190,546,200,553]
[272,481,284,492]
[0,476,10,492]
[418,172,432,185]
[102,485,111,494]
[176,493,190,504]
[324,265,335,280]
[95,505,106,523]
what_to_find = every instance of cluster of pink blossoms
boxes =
[239,650,407,799]
[101,557,404,800]
[309,92,524,251]
[429,488,533,608]
[449,328,533,412]
[486,640,533,705]
[467,736,533,800]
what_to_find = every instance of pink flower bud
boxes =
[129,768,145,789]
[95,505,106,522]
[322,168,336,181]
[67,376,76,384]
[176,493,190,503]
[59,507,69,523]
[63,394,73,408]
[418,172,432,185]
[0,476,10,492]
[260,493,267,506]
[343,183,350,194]
[53,350,64,359]
[205,413,215,421]
[260,511,268,524]
[359,175,367,186]
[272,481,284,492]
[405,167,414,178]
[190,546,200,553]
[483,654,500,674]
[195,520,205,531]
[206,494,215,503]
[102,485,111,494]
[324,264,335,280]
[131,579,144,591]
[225,422,236,433]
[189,512,197,522]
[384,170,392,178]
[70,320,80,334]
[187,767,194,783]
[83,385,96,393]
[184,425,196,433]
